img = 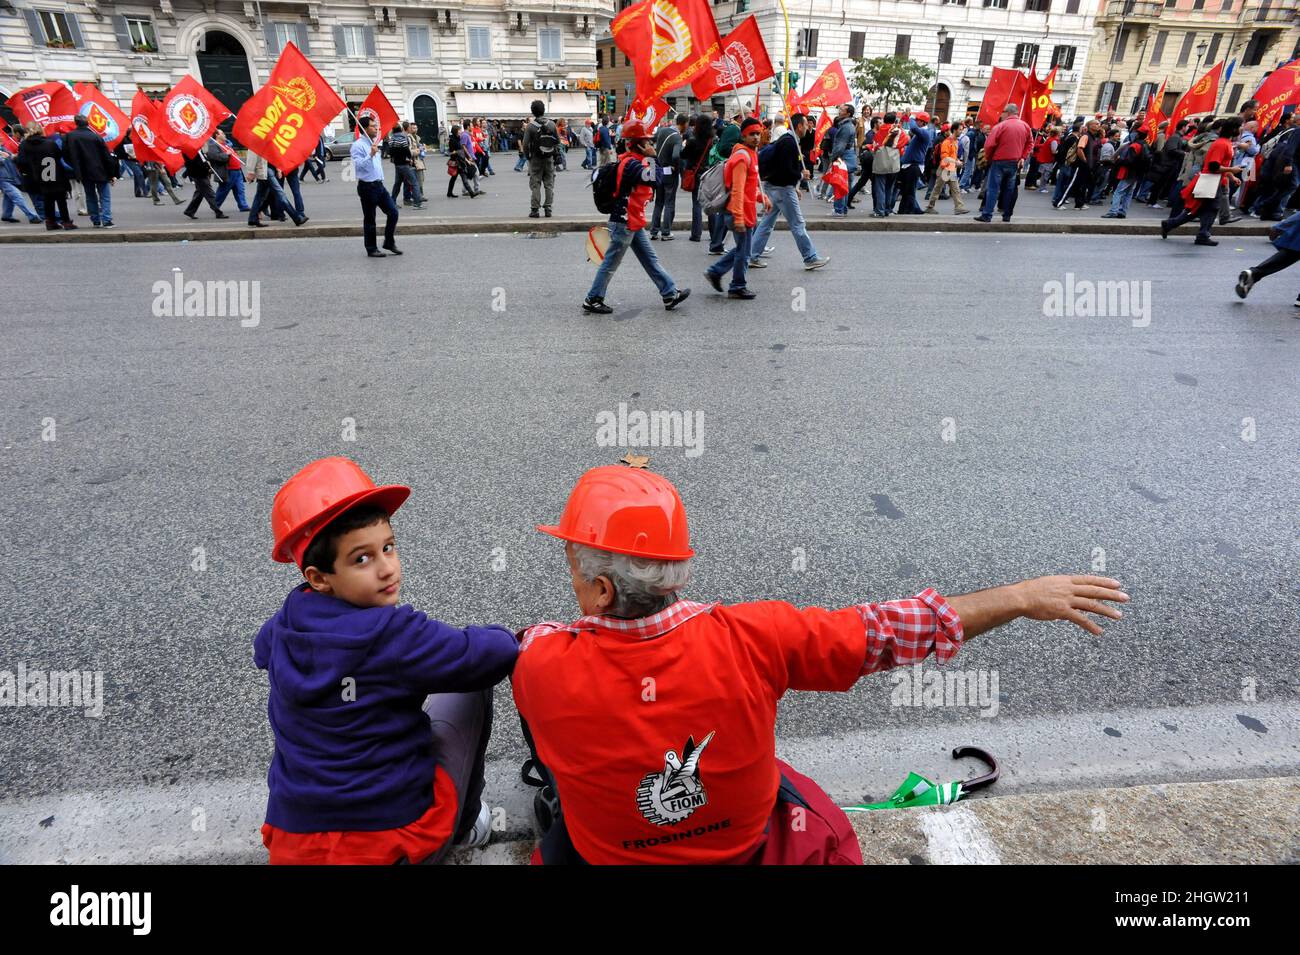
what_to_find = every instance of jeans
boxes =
[393,165,422,205]
[707,210,727,252]
[1253,167,1300,219]
[1052,167,1073,207]
[83,180,112,224]
[1108,177,1138,215]
[247,177,294,224]
[959,158,976,191]
[651,171,678,236]
[587,221,676,301]
[514,153,527,172]
[357,178,399,251]
[584,145,597,167]
[285,170,306,216]
[749,184,819,263]
[214,172,248,211]
[1,179,39,220]
[123,159,146,196]
[980,160,1020,220]
[1163,185,1221,240]
[706,214,753,291]
[872,173,898,214]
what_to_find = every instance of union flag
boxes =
[1141,79,1168,141]
[1251,58,1300,133]
[808,109,832,161]
[612,0,723,104]
[233,43,345,172]
[355,85,399,140]
[623,96,670,127]
[690,16,775,101]
[977,68,1029,127]
[1169,61,1223,130]
[72,83,130,150]
[0,126,18,153]
[1026,66,1057,128]
[6,82,78,134]
[792,60,853,111]
[159,75,232,156]
[129,90,185,175]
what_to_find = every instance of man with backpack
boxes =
[522,99,558,218]
[1102,128,1150,218]
[746,113,829,271]
[583,121,690,315]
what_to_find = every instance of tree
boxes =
[850,56,935,114]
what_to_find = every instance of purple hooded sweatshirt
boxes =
[254,584,518,833]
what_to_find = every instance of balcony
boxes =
[1101,0,1163,21]
[1242,2,1297,24]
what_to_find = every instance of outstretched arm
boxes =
[947,574,1128,640]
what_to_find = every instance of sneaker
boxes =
[956,209,970,215]
[582,297,613,314]
[924,208,937,214]
[1236,269,1255,300]
[973,215,992,223]
[1101,212,1120,218]
[727,288,757,300]
[663,288,690,310]
[1194,236,1219,246]
[660,234,673,241]
[705,270,723,293]
[0,217,17,223]
[708,248,726,255]
[649,233,659,240]
[760,245,774,256]
[747,258,767,268]
[455,799,492,849]
[1159,221,1170,239]
[102,221,115,229]
[804,256,830,270]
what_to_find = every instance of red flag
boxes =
[1141,79,1168,141]
[6,82,78,133]
[623,96,670,127]
[0,126,18,153]
[1025,67,1057,128]
[1170,61,1224,130]
[690,15,775,101]
[809,109,832,161]
[792,60,852,111]
[158,75,232,156]
[129,91,185,175]
[611,0,723,104]
[355,85,399,140]
[72,83,130,150]
[977,68,1028,127]
[233,43,345,172]
[1251,58,1300,134]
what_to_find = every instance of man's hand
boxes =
[761,194,773,213]
[1015,575,1128,635]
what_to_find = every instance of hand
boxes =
[1014,575,1128,636]
[762,196,773,212]
[1285,165,1294,175]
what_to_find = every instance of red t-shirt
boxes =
[513,591,963,865]
[1203,137,1234,185]
[724,145,760,227]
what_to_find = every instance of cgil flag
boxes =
[0,126,18,153]
[1026,66,1057,128]
[233,42,345,172]
[808,109,832,161]
[792,60,853,111]
[691,15,775,101]
[1169,60,1224,130]
[1251,58,1300,133]
[623,95,671,127]
[1141,79,1168,141]
[6,82,78,133]
[355,84,400,140]
[977,67,1029,127]
[612,0,723,104]
[129,90,185,174]
[158,75,232,156]
[72,83,131,150]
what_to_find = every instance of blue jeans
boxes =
[833,155,857,214]
[707,210,727,252]
[1109,177,1137,215]
[651,172,677,236]
[83,180,112,225]
[980,160,1019,219]
[286,170,306,216]
[750,184,819,263]
[214,173,248,211]
[587,221,676,301]
[1052,167,1073,207]
[392,165,422,205]
[706,214,753,291]
[1,180,38,220]
[514,153,527,172]
[584,145,597,167]
[872,173,897,214]
[959,155,976,190]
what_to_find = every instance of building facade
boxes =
[596,0,1101,122]
[0,1,613,145]
[1079,0,1299,119]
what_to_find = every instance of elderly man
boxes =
[975,103,1033,223]
[513,467,1129,865]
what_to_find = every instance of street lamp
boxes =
[932,26,948,116]
[1191,38,1209,88]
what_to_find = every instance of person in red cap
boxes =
[513,467,1129,865]
[583,120,691,315]
[255,456,518,864]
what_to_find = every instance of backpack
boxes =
[757,141,777,181]
[697,160,730,214]
[591,157,625,215]
[1115,141,1143,169]
[529,118,559,161]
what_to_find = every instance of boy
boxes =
[705,116,770,299]
[582,120,691,315]
[256,456,518,864]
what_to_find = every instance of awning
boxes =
[454,91,594,119]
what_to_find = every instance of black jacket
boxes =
[760,129,804,187]
[63,126,117,183]
[16,132,70,195]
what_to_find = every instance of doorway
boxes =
[196,30,253,137]
[413,95,439,147]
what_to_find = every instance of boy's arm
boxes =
[388,608,519,693]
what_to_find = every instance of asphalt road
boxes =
[1,228,1297,824]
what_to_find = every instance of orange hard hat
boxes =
[621,120,651,141]
[915,111,931,124]
[537,466,693,561]
[271,457,410,567]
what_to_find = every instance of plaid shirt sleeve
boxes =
[852,588,965,675]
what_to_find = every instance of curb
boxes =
[0,217,1276,244]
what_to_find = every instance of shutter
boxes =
[24,9,46,45]
[364,26,377,58]
[113,15,133,51]
[333,25,346,56]
[264,22,279,56]
[67,14,85,49]
[296,23,311,55]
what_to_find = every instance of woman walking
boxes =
[1160,117,1243,247]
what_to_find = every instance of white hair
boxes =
[571,543,692,618]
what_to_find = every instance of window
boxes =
[125,17,157,53]
[895,35,911,57]
[1133,81,1157,113]
[469,26,491,60]
[1096,81,1122,111]
[272,23,296,54]
[34,10,81,48]
[1192,0,1205,8]
[1220,0,1233,9]
[849,31,865,59]
[798,28,818,58]
[339,25,366,57]
[1225,82,1244,112]
[1066,0,1080,11]
[406,25,431,60]
[1150,31,1167,65]
[1025,0,1051,10]
[1014,43,1039,68]
[979,40,995,66]
[1176,32,1196,66]
[940,37,955,64]
[1242,30,1275,67]
[1051,45,1075,70]
[944,0,968,5]
[596,48,603,68]
[1205,32,1222,65]
[1164,0,1176,6]
[1111,27,1131,64]
[983,0,1008,7]
[539,27,562,62]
